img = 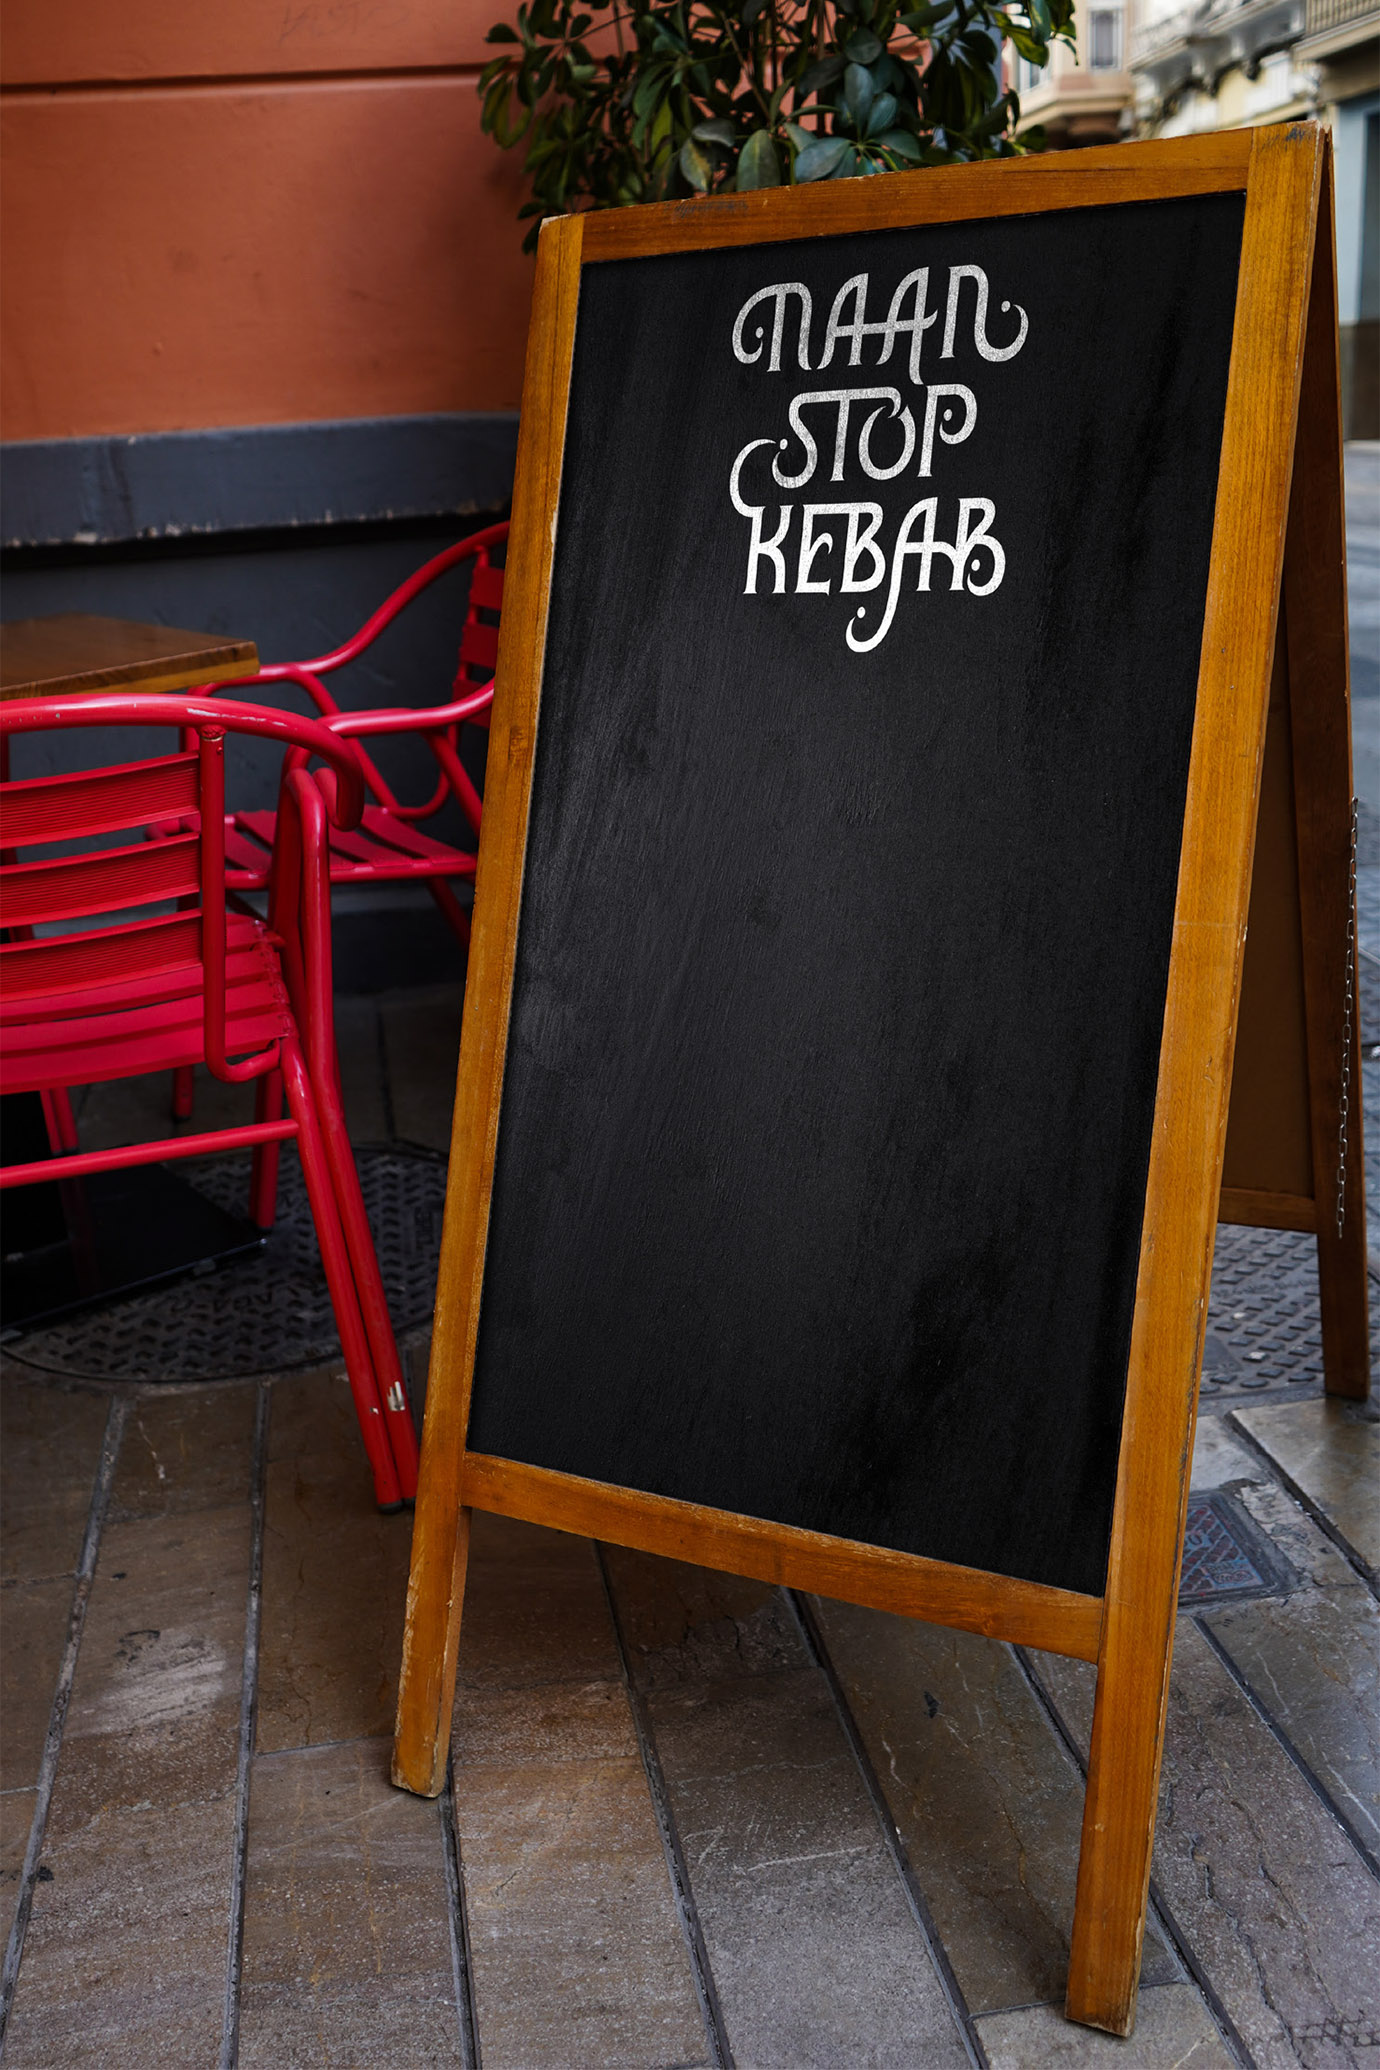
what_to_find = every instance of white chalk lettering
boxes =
[732,283,814,372]
[940,265,1028,363]
[728,259,1024,647]
[730,438,793,594]
[773,387,911,488]
[797,505,835,593]
[845,497,1007,652]
[918,384,977,476]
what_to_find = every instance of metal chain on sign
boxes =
[1336,796,1357,1237]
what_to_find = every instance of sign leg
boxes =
[394,1500,472,1798]
[1064,1507,1183,2035]
[1284,158,1372,1400]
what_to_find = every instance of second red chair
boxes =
[0,694,418,1508]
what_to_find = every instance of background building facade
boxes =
[1012,0,1378,432]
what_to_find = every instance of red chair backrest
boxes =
[455,551,505,695]
[0,693,364,1081]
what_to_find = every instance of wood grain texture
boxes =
[462,1453,1104,1661]
[1282,151,1372,1401]
[0,615,257,698]
[392,211,584,1799]
[580,131,1253,262]
[1217,1187,1317,1232]
[1066,121,1323,2037]
[1220,628,1314,1201]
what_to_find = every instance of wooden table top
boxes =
[0,614,259,701]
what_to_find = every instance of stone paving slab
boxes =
[0,1378,107,1586]
[108,1384,256,1524]
[1231,1399,1380,1576]
[457,1749,708,2068]
[458,1510,626,1692]
[257,1368,414,1753]
[605,1545,806,1690]
[45,1505,248,1833]
[1190,1409,1258,1490]
[648,1664,972,2068]
[4,1793,237,2070]
[975,1985,1236,2069]
[0,1579,71,1797]
[811,1602,1177,2017]
[1039,1624,1380,2070]
[452,1517,708,2069]
[1202,1586,1380,1868]
[0,1791,34,1899]
[1234,1473,1370,1593]
[238,1736,461,2070]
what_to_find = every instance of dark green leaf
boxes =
[693,116,737,145]
[796,54,846,97]
[880,126,924,158]
[865,90,898,133]
[844,60,875,124]
[485,23,521,42]
[736,126,782,187]
[794,134,849,179]
[741,0,769,22]
[679,137,714,190]
[829,142,864,175]
[784,119,815,150]
[844,28,883,60]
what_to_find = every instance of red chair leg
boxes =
[171,1065,196,1121]
[309,1052,419,1498]
[426,875,472,951]
[250,1070,285,1230]
[280,1039,403,1510]
[39,1087,79,1154]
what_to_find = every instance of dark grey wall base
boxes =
[2,413,519,550]
[333,891,470,996]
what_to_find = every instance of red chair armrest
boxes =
[322,683,495,738]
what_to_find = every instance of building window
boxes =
[1087,8,1122,68]
[1017,52,1047,92]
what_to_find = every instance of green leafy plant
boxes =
[480,0,1075,249]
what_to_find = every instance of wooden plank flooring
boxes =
[2,979,1375,2067]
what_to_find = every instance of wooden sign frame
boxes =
[394,122,1368,2037]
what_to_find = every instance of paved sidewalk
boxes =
[3,973,1376,2070]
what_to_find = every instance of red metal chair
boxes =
[0,693,419,1510]
[217,521,506,942]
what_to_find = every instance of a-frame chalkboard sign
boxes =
[394,122,1368,2035]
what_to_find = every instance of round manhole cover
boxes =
[7,1148,446,1383]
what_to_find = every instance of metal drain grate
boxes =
[6,1148,447,1383]
[1201,1222,1378,1400]
[1179,1489,1296,1605]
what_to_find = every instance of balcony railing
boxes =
[1304,0,1379,32]
[1131,1,1208,63]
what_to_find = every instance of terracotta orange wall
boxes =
[0,0,536,439]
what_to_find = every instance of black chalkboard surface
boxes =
[466,194,1244,1599]
[398,127,1356,2037]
